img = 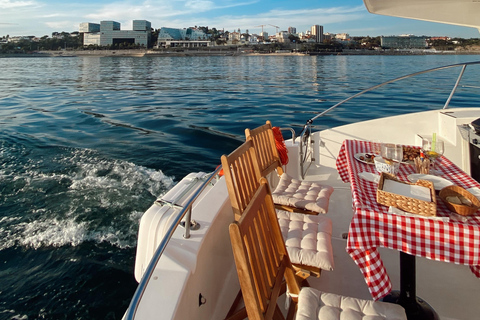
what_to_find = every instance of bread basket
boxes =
[439,185,480,216]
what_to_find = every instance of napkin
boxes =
[466,187,480,201]
[383,179,431,202]
[388,206,450,222]
[358,172,380,184]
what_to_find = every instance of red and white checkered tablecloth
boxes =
[336,139,480,300]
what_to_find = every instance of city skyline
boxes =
[1,0,480,39]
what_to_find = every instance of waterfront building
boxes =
[381,36,427,49]
[156,27,210,48]
[249,34,260,43]
[79,23,100,33]
[80,20,151,47]
[311,25,324,43]
[324,33,335,41]
[230,31,241,41]
[430,36,450,41]
[335,33,350,40]
[276,31,290,43]
[260,31,269,41]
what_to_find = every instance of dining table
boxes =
[336,139,480,320]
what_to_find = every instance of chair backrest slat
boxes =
[221,139,262,220]
[245,121,284,178]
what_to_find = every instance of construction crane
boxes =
[269,24,280,34]
[255,25,266,34]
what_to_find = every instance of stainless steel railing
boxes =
[297,60,480,178]
[124,165,223,320]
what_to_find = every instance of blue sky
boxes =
[1,0,479,38]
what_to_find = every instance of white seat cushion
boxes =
[296,287,407,320]
[276,210,334,271]
[272,173,334,214]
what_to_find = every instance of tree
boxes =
[288,34,300,43]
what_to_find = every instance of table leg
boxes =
[382,252,439,320]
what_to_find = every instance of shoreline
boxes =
[1,49,480,58]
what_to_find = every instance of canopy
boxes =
[363,0,480,32]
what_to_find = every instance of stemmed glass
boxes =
[381,143,403,175]
[422,138,444,175]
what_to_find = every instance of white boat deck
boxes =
[299,108,480,319]
[126,108,480,320]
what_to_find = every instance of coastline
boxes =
[1,48,480,58]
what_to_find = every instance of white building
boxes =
[156,27,210,48]
[80,20,151,47]
[276,31,290,43]
[335,33,350,40]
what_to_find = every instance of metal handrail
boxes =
[308,61,480,124]
[124,165,223,320]
[279,127,296,143]
[297,60,480,177]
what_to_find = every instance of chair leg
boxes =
[285,298,298,320]
[224,290,247,320]
[274,305,286,320]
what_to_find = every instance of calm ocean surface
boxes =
[0,54,479,319]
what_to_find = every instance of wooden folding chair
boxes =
[221,140,334,279]
[228,179,300,320]
[228,180,407,320]
[245,121,334,215]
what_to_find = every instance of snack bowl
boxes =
[374,156,399,174]
[439,185,480,216]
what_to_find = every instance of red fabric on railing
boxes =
[273,127,288,165]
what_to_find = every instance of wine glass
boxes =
[381,143,403,175]
[372,140,382,156]
[422,138,444,175]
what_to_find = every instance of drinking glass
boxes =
[381,143,403,175]
[422,138,444,175]
[372,140,382,156]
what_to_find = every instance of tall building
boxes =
[311,25,324,43]
[79,20,152,47]
[288,26,297,34]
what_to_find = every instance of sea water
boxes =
[0,54,478,319]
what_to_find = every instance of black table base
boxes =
[382,290,439,320]
[381,252,439,320]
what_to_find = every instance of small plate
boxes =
[354,153,376,165]
[407,174,453,191]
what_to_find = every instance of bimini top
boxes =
[363,0,480,32]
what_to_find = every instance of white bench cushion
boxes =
[272,173,334,214]
[276,210,334,271]
[296,288,407,320]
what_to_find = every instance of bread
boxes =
[447,195,473,206]
[446,196,462,205]
[460,196,473,206]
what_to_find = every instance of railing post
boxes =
[183,208,192,239]
[443,64,467,109]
